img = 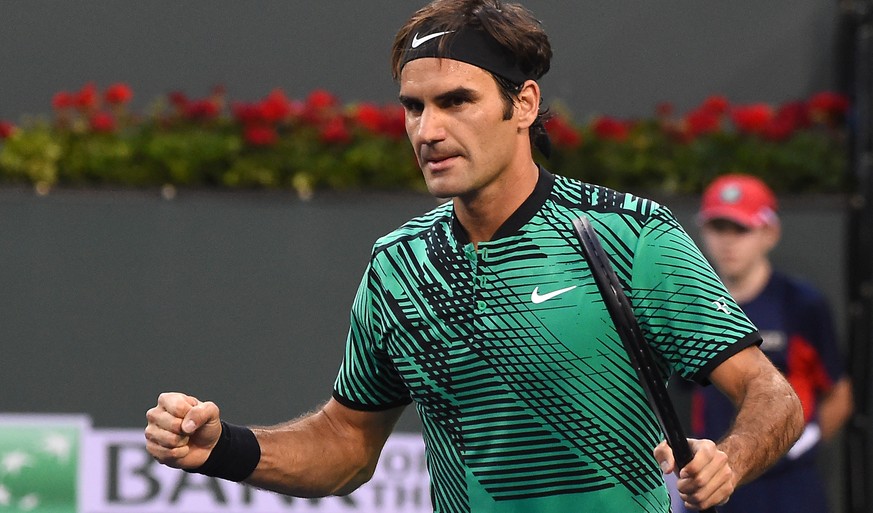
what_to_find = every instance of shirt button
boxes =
[476,300,487,312]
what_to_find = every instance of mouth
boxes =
[421,152,460,173]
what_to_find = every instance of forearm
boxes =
[717,369,803,486]
[247,409,380,497]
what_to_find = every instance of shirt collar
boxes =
[451,166,555,245]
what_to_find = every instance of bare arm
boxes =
[146,393,405,497]
[817,377,854,441]
[710,346,803,484]
[655,346,804,509]
[248,398,405,496]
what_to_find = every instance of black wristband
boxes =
[186,421,261,482]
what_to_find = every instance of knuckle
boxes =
[146,440,189,465]
[201,400,220,417]
[168,445,190,462]
[145,406,160,422]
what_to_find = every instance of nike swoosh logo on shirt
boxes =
[411,30,453,49]
[531,285,578,304]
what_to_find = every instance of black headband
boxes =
[400,25,532,84]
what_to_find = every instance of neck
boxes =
[723,260,772,304]
[454,161,539,247]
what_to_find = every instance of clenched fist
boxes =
[144,392,222,469]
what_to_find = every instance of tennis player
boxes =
[145,2,804,511]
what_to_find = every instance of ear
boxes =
[762,223,781,251]
[515,80,540,130]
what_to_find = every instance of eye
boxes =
[399,98,423,115]
[440,92,472,109]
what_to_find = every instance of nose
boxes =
[416,106,446,145]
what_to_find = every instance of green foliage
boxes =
[545,122,848,195]
[0,86,851,196]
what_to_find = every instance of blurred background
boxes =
[0,1,852,122]
[1,1,871,513]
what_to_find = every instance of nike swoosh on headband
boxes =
[531,285,578,304]
[411,30,453,49]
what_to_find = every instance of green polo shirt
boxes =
[334,168,759,513]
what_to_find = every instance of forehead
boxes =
[399,57,496,96]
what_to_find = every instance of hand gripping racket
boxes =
[572,216,717,513]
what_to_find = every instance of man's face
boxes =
[398,58,524,199]
[700,218,779,281]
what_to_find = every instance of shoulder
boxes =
[548,173,681,243]
[371,200,453,256]
[550,174,663,216]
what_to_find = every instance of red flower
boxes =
[730,103,773,134]
[684,107,722,138]
[761,116,795,142]
[302,89,340,124]
[808,91,850,126]
[352,102,408,139]
[758,100,810,141]
[379,104,407,139]
[0,121,15,139]
[105,83,133,105]
[808,91,849,115]
[89,112,116,133]
[243,124,279,146]
[232,103,263,125]
[184,99,220,120]
[260,89,293,123]
[232,90,298,126]
[52,91,75,110]
[319,116,350,144]
[307,89,338,110]
[75,83,100,111]
[776,101,811,129]
[354,103,384,133]
[700,95,729,115]
[592,116,630,142]
[544,115,582,148]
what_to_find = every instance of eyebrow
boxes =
[398,86,479,106]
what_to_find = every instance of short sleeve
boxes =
[332,263,412,410]
[629,206,760,383]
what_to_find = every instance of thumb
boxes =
[181,400,219,435]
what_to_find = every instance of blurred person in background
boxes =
[682,174,854,513]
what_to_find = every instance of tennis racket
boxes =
[572,215,716,513]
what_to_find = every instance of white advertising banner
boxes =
[0,414,432,513]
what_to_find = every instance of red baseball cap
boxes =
[698,174,779,228]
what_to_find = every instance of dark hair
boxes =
[391,0,553,153]
[391,0,551,82]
